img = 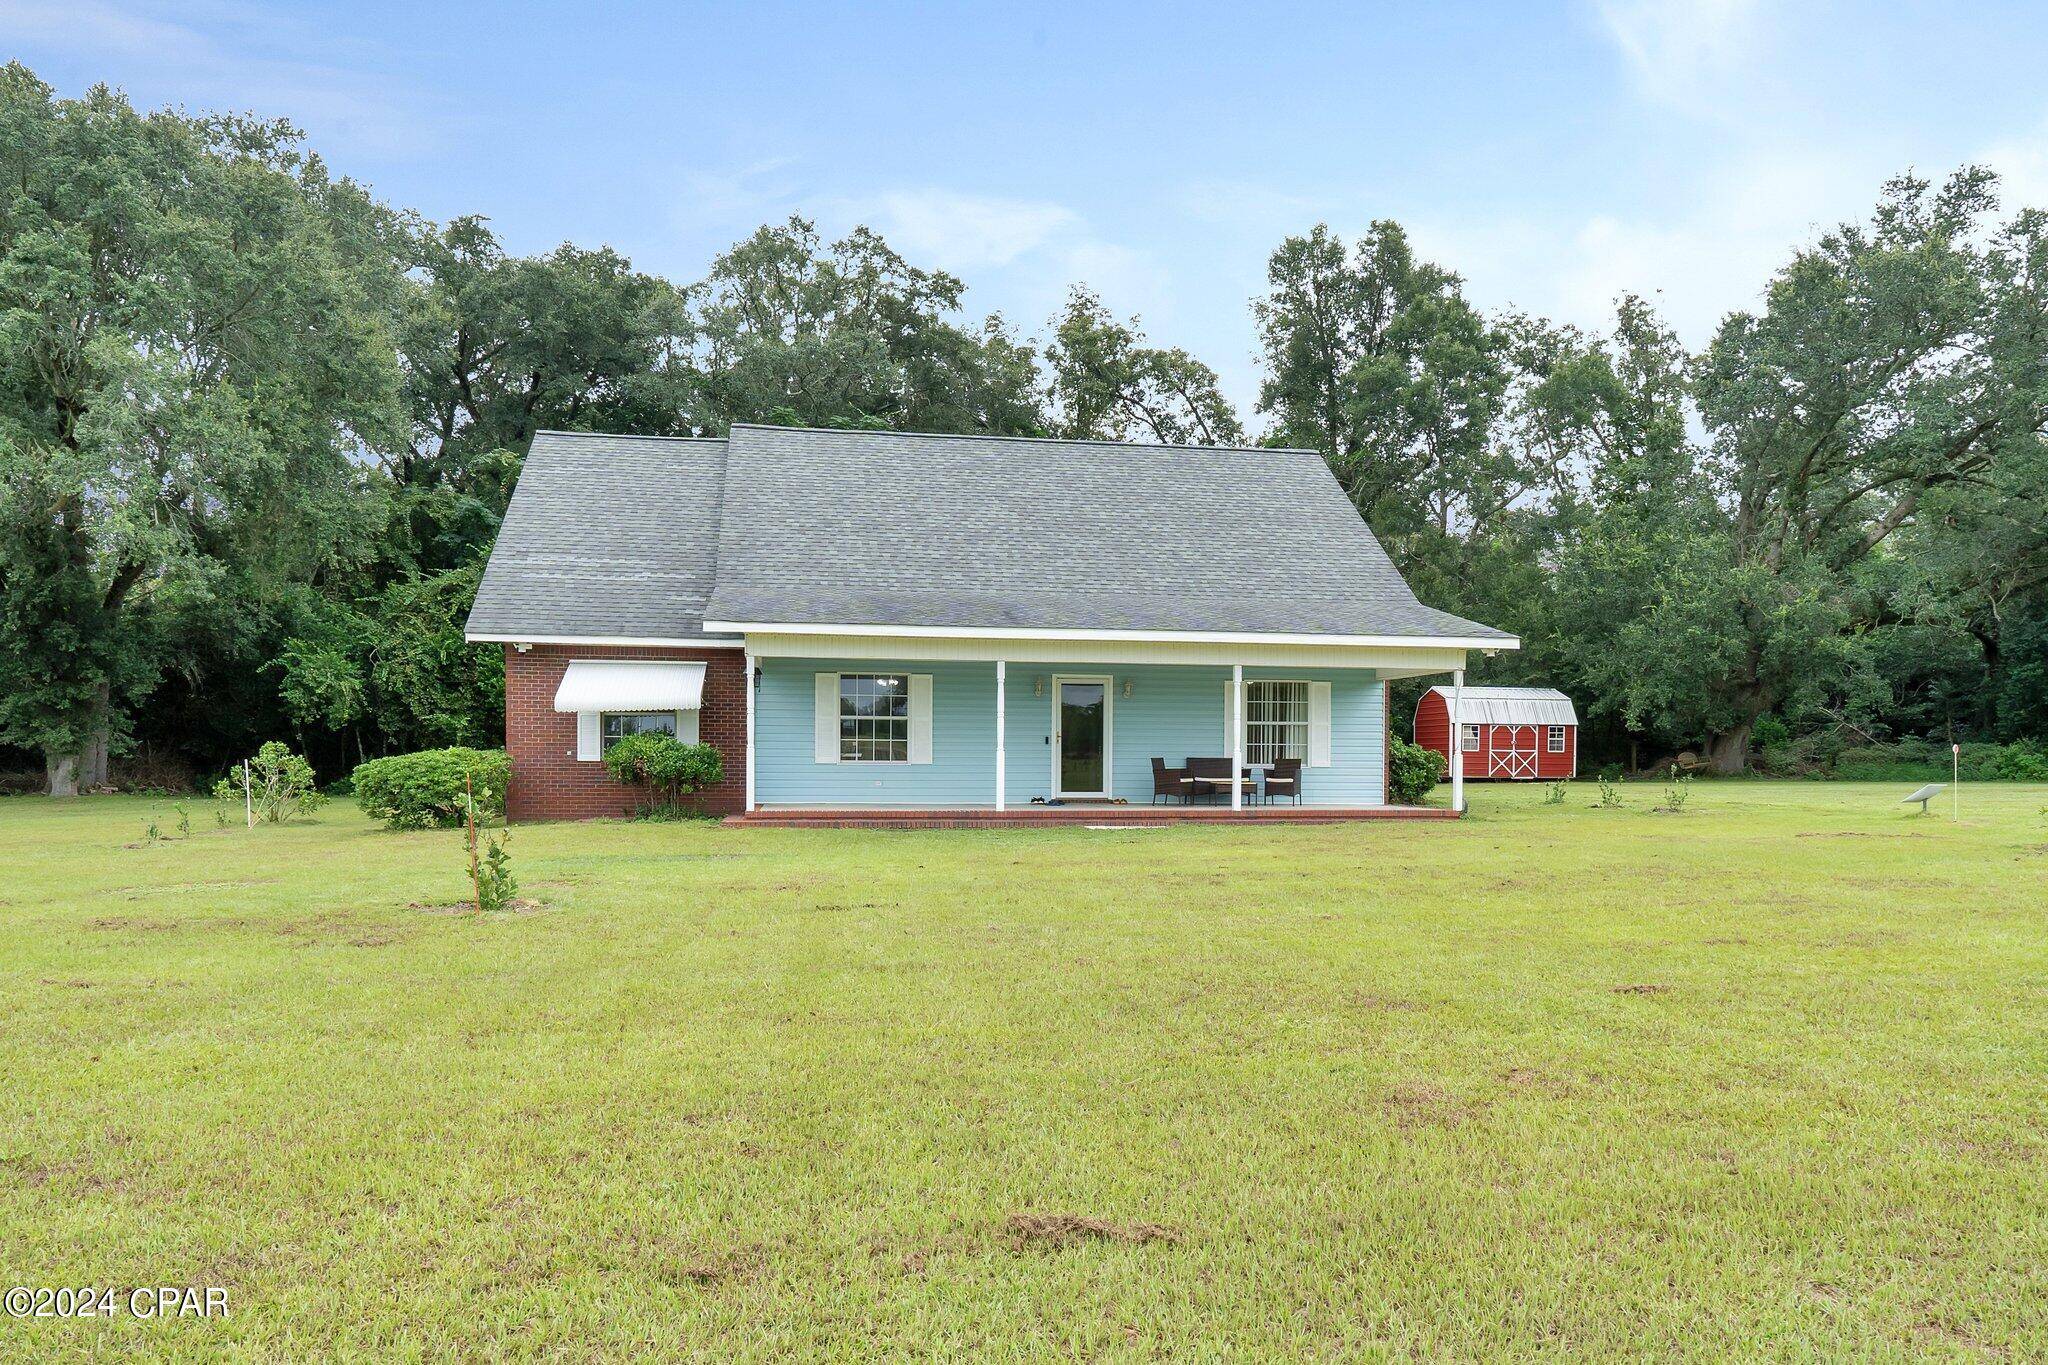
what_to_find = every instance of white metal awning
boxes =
[1428,685,1577,727]
[553,660,706,713]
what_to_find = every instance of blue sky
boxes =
[8,1,2048,420]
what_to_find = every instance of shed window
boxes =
[1245,680,1309,764]
[1547,725,1566,753]
[840,673,909,763]
[1460,723,1480,752]
[602,711,678,752]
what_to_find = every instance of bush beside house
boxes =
[352,748,511,830]
[600,735,723,818]
[1387,734,1447,805]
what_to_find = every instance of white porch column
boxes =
[1450,666,1465,814]
[1231,663,1245,812]
[743,649,756,812]
[995,660,1006,811]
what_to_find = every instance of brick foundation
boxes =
[503,643,748,821]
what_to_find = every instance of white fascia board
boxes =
[701,620,1520,651]
[465,633,746,649]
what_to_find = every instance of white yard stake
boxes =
[243,759,253,829]
[1952,743,1959,822]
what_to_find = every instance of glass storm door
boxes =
[1055,680,1108,796]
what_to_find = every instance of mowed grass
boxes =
[2,784,2044,1361]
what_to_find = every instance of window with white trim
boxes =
[1547,725,1566,753]
[601,711,678,752]
[840,673,909,762]
[1244,680,1309,764]
[1460,723,1480,752]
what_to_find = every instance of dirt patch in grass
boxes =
[1500,1066,1577,1097]
[1003,1213,1180,1249]
[1910,1317,2008,1358]
[1795,831,1926,839]
[92,916,181,932]
[406,898,547,916]
[1612,983,1671,995]
[1381,1081,1479,1129]
[669,1246,765,1286]
[1805,1280,1847,1306]
[1349,991,1426,1012]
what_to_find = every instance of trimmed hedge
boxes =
[351,747,511,830]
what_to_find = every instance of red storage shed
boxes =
[1415,686,1578,781]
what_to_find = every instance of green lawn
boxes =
[2,783,2044,1360]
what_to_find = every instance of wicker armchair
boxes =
[1151,756,1188,805]
[1263,757,1303,805]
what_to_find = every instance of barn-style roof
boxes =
[469,425,1515,645]
[1427,686,1577,726]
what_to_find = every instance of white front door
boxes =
[1052,675,1113,797]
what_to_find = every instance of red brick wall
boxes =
[502,643,748,821]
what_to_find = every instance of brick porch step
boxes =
[723,805,1457,829]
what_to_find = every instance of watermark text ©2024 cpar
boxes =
[5,1286,228,1320]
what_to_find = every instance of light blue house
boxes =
[468,426,1514,823]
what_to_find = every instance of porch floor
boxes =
[725,802,1457,828]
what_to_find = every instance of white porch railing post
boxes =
[1450,666,1465,814]
[995,660,1006,811]
[1232,663,1244,812]
[743,649,756,813]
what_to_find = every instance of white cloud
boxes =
[0,0,452,158]
[1409,148,1866,346]
[1980,125,2048,216]
[857,189,1077,272]
[1596,0,1767,115]
[674,158,803,228]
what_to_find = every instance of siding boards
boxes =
[760,657,1385,807]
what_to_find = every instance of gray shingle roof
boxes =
[468,425,1514,644]
[465,432,734,641]
[703,426,1511,640]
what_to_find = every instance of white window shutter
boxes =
[576,712,601,762]
[1225,678,1236,753]
[814,674,840,763]
[1309,682,1333,767]
[909,674,934,763]
[677,709,700,744]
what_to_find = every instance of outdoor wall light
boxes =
[1033,676,1044,696]
[1122,679,1133,699]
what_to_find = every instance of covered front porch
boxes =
[734,630,1483,820]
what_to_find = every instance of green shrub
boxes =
[211,742,327,823]
[475,828,517,911]
[601,735,724,816]
[1386,734,1446,806]
[1827,737,2048,782]
[352,747,510,830]
[1991,739,2048,781]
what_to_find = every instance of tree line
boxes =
[3,65,2044,794]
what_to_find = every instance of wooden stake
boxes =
[243,760,252,829]
[465,772,482,915]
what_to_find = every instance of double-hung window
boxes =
[1460,723,1480,753]
[839,673,909,762]
[1547,725,1566,753]
[1245,680,1309,764]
